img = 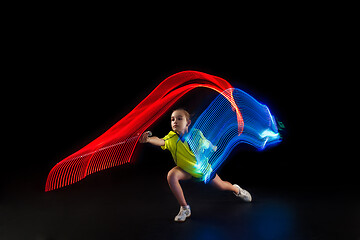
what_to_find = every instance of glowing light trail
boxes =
[187,88,282,183]
[45,71,243,191]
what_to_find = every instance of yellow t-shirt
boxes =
[161,130,212,179]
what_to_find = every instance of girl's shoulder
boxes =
[163,131,177,140]
[189,128,205,138]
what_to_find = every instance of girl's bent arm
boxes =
[147,136,165,146]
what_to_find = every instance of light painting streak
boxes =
[45,71,243,191]
[186,88,282,183]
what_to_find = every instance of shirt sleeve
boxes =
[161,132,173,150]
[161,135,168,150]
[198,130,211,149]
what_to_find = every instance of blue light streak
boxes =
[187,88,282,183]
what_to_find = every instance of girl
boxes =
[140,108,252,222]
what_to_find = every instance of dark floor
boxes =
[1,163,359,240]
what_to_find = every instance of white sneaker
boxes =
[174,205,191,222]
[233,184,252,202]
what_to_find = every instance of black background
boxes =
[3,10,357,239]
[7,22,350,192]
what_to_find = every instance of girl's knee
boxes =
[167,168,179,182]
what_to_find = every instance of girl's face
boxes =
[171,110,191,135]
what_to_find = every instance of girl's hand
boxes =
[139,131,152,143]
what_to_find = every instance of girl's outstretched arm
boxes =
[140,131,165,146]
[147,136,165,146]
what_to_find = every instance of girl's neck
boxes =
[176,129,188,137]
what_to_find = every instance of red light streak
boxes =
[45,71,243,191]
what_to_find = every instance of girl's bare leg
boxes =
[167,166,192,206]
[210,174,239,194]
